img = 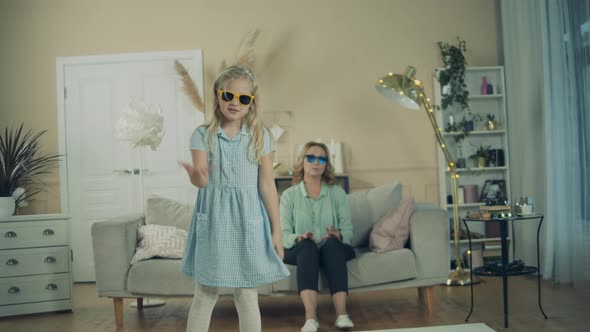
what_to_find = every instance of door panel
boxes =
[62,50,203,281]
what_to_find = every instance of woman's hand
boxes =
[298,231,316,243]
[323,226,342,241]
[272,233,284,260]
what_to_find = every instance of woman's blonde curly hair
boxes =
[292,141,336,185]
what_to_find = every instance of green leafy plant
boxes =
[435,37,475,144]
[436,37,469,111]
[469,144,491,160]
[0,124,61,206]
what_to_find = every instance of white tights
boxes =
[187,283,261,332]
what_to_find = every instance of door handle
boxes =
[113,169,132,175]
[132,168,151,175]
[6,259,19,266]
[44,256,57,263]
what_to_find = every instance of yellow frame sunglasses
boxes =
[217,89,255,106]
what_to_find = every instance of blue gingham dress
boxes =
[181,125,290,287]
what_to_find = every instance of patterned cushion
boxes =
[130,224,187,265]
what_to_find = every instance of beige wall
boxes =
[0,0,503,214]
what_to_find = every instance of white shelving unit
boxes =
[433,66,512,260]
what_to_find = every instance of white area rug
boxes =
[357,323,495,332]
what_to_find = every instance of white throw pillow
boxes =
[130,224,187,265]
[145,195,194,232]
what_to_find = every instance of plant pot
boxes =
[0,196,16,217]
[477,157,486,168]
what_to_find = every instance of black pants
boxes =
[283,237,356,295]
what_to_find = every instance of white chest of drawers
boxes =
[0,215,72,317]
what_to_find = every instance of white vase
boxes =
[0,196,16,217]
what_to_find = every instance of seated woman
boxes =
[280,141,355,332]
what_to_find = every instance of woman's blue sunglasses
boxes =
[305,154,327,165]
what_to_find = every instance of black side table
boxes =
[463,213,548,328]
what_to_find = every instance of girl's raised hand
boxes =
[179,161,193,176]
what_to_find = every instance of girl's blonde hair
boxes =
[292,142,336,185]
[204,65,266,163]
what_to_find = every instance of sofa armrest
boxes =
[91,214,145,297]
[409,203,449,279]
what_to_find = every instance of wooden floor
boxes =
[1,275,588,331]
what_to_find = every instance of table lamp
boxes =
[375,66,471,286]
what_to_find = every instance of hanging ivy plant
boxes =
[436,37,469,111]
[434,37,479,143]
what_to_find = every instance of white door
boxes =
[58,50,204,282]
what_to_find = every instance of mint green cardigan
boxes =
[280,181,353,249]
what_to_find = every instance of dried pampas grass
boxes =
[175,28,261,113]
[174,60,204,113]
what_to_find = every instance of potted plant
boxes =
[435,37,481,142]
[436,37,469,111]
[0,124,61,216]
[470,144,491,168]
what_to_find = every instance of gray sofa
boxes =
[91,182,449,328]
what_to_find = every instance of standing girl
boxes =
[180,65,289,332]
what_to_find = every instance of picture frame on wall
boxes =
[480,179,507,205]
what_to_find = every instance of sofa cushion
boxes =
[347,247,416,288]
[349,182,402,247]
[272,247,416,292]
[130,224,187,265]
[128,259,195,295]
[369,198,415,253]
[145,195,194,232]
[127,259,273,295]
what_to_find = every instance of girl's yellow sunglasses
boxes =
[217,89,255,106]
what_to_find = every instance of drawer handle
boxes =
[44,256,57,263]
[6,258,19,266]
[45,283,58,291]
[4,231,17,238]
[8,286,20,294]
[42,229,55,236]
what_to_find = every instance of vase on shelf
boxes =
[456,144,466,169]
[481,76,488,95]
[462,114,474,132]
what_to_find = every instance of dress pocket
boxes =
[246,215,264,225]
[195,213,209,238]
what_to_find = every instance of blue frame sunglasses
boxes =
[305,154,327,165]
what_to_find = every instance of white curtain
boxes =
[502,0,590,287]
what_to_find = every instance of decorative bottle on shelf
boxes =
[486,82,494,94]
[456,143,466,169]
[481,76,488,95]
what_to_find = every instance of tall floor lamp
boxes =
[375,66,471,286]
[116,101,167,304]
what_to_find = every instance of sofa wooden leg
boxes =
[113,297,124,328]
[418,286,434,312]
[136,297,144,310]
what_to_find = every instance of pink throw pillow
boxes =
[369,198,415,253]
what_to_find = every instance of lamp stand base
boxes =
[130,298,166,308]
[446,267,475,286]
